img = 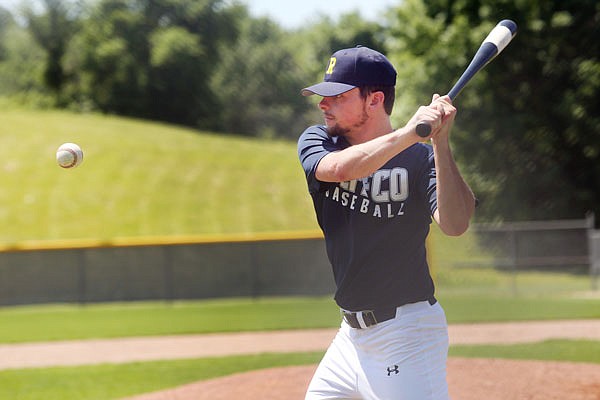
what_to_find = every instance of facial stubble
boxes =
[327,104,369,138]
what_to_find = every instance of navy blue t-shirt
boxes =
[297,125,437,311]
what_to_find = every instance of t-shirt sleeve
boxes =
[422,145,437,215]
[297,126,343,194]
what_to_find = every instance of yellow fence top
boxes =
[0,230,324,252]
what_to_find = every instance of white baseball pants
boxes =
[305,300,450,400]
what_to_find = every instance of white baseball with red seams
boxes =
[56,143,84,168]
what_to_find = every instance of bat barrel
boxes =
[499,19,518,36]
[447,42,498,100]
[415,19,517,138]
[448,19,517,100]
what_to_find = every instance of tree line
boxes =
[0,0,598,223]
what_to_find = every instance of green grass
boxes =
[0,297,341,343]
[442,295,600,323]
[0,295,599,344]
[450,339,600,364]
[0,109,318,243]
[0,352,324,400]
[1,341,598,400]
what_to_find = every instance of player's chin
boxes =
[324,120,337,134]
[323,115,335,126]
[326,124,350,138]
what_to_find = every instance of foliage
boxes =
[211,17,313,139]
[63,0,153,116]
[148,25,206,126]
[387,0,600,221]
[0,22,47,100]
[63,0,242,129]
[23,0,80,103]
[0,6,15,61]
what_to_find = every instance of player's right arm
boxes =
[314,105,443,183]
[314,126,418,183]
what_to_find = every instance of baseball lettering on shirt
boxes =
[325,167,409,218]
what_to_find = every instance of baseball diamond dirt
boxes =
[1,320,599,399]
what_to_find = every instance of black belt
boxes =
[342,297,437,329]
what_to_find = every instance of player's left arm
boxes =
[430,95,476,236]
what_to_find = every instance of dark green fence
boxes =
[0,232,334,306]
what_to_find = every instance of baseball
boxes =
[56,142,84,168]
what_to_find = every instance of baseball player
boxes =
[297,46,476,399]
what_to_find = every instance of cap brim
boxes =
[301,82,356,97]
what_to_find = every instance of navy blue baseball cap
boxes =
[301,46,397,97]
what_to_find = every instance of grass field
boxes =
[0,352,325,400]
[1,294,599,344]
[449,339,600,363]
[1,341,598,400]
[0,108,318,242]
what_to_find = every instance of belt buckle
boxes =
[342,309,377,329]
[361,310,377,327]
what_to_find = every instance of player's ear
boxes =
[369,91,385,108]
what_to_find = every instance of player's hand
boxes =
[429,94,456,142]
[431,94,455,115]
[408,102,444,138]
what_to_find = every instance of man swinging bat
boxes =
[297,19,516,399]
[297,45,476,399]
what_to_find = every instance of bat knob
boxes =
[416,122,432,137]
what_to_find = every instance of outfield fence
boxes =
[0,231,334,306]
[1,215,599,306]
[469,215,593,270]
[589,229,600,290]
[455,213,599,290]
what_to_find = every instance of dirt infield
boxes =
[1,319,599,399]
[2,319,599,370]
[120,320,600,400]
[124,359,600,400]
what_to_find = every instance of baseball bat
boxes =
[415,19,518,137]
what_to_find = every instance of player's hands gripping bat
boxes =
[416,19,518,137]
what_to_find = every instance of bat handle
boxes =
[416,90,456,137]
[415,122,431,137]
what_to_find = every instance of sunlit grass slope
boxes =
[0,109,319,242]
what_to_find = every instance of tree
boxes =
[65,0,151,116]
[142,0,243,129]
[65,0,242,129]
[211,16,313,138]
[0,8,46,99]
[0,6,15,62]
[386,0,600,221]
[24,0,80,102]
[148,26,206,126]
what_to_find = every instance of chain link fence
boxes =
[445,213,599,292]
